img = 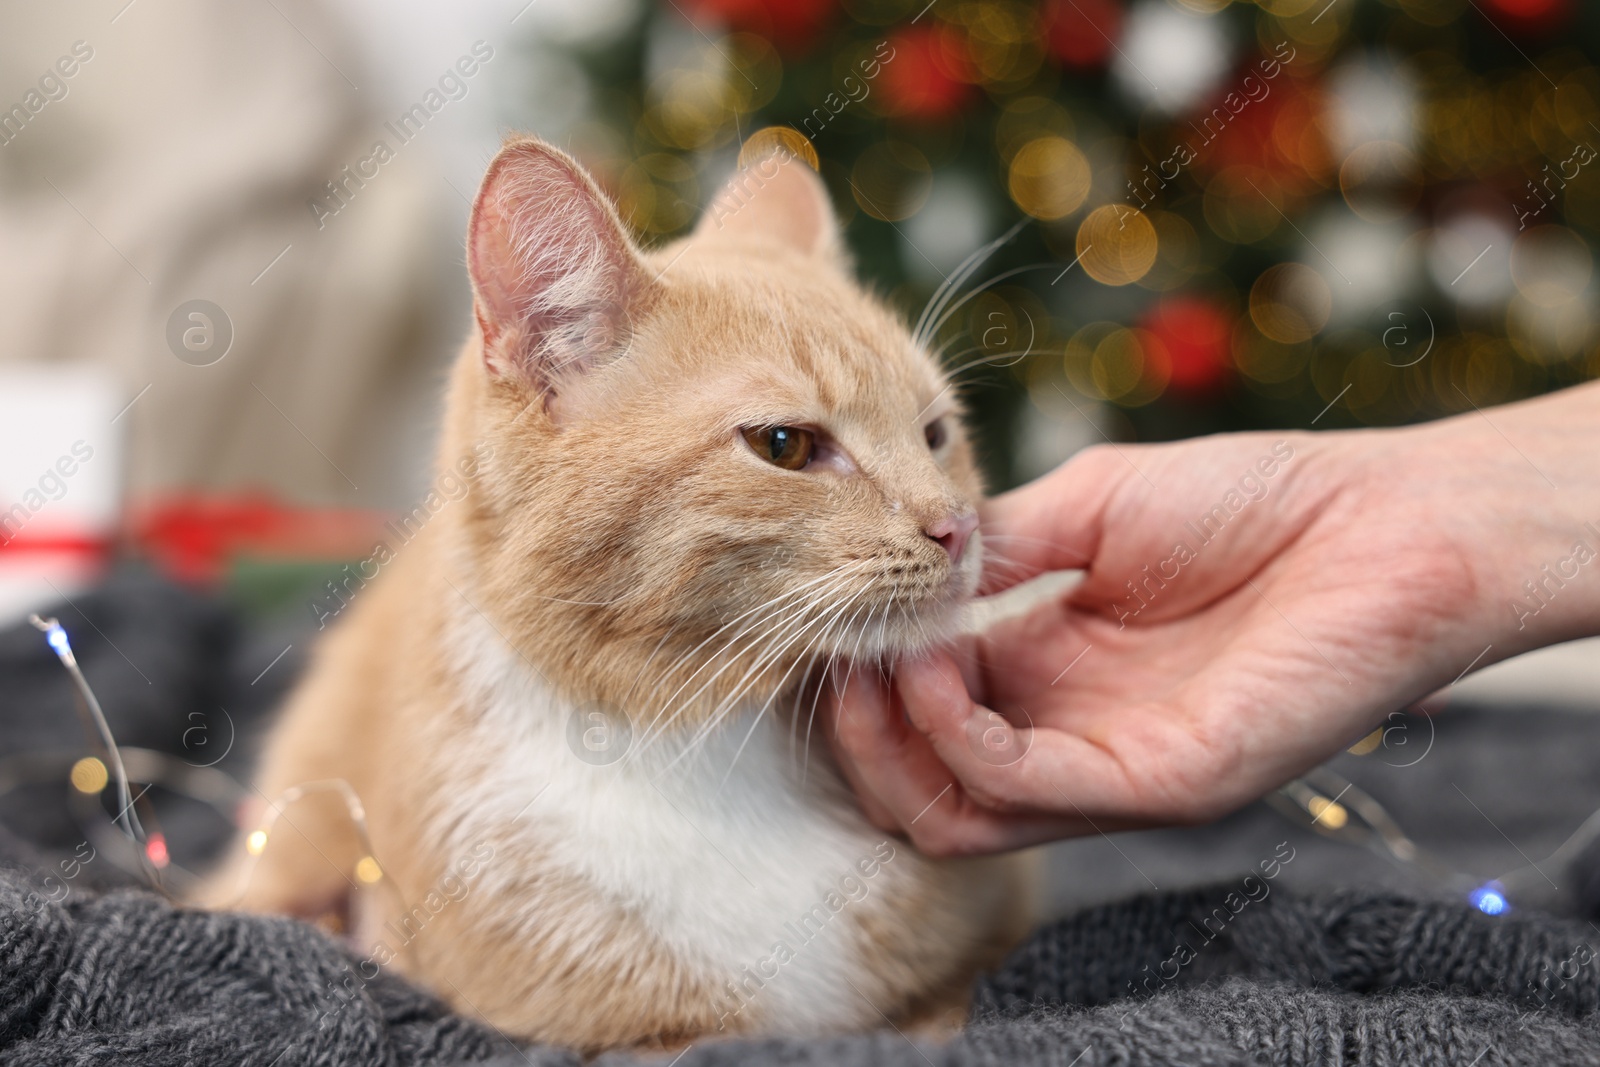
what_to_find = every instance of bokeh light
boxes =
[1470,881,1510,916]
[1007,136,1091,220]
[877,24,974,119]
[70,757,108,795]
[1427,212,1516,307]
[739,126,821,171]
[1250,263,1333,343]
[1113,1,1232,114]
[1064,322,1170,406]
[1041,0,1121,69]
[1077,205,1160,287]
[1140,297,1235,394]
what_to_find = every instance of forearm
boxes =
[1402,379,1600,655]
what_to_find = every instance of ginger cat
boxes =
[205,137,1031,1052]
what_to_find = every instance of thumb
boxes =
[978,444,1125,595]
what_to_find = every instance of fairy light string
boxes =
[24,615,392,914]
[1272,764,1600,917]
[28,614,163,890]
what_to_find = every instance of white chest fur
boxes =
[439,612,906,1033]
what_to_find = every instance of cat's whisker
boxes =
[782,594,860,779]
[672,572,860,726]
[628,564,866,751]
[771,591,870,777]
[711,605,848,789]
[912,219,1028,352]
[932,337,985,368]
[979,532,1094,567]
[846,588,885,670]
[982,532,1091,550]
[635,596,825,762]
[820,594,885,766]
[782,605,852,767]
[974,543,1030,564]
[943,347,1033,382]
[711,578,862,781]
[715,646,826,788]
[977,553,1035,577]
[659,586,853,775]
[803,594,876,783]
[923,261,1059,357]
[787,647,826,762]
[872,573,900,661]
[619,624,682,707]
[667,597,836,758]
[914,242,988,351]
[932,322,1004,367]
[943,308,1039,382]
[796,616,839,774]
[802,599,870,782]
[633,567,866,759]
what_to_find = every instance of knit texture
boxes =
[3,840,1598,1067]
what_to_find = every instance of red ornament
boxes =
[1181,72,1331,195]
[1483,0,1572,34]
[673,0,835,52]
[877,25,973,120]
[1139,298,1234,396]
[1041,0,1121,70]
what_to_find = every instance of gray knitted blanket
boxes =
[4,846,1597,1067]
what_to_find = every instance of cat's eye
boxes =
[924,418,947,451]
[743,425,815,470]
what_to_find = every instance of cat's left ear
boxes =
[693,148,846,267]
[467,137,653,392]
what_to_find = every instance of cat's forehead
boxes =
[645,253,945,417]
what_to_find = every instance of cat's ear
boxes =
[467,138,651,390]
[693,148,845,265]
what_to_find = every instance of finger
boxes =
[977,445,1125,595]
[826,661,1061,855]
[895,651,1155,832]
[819,664,901,832]
[826,661,952,831]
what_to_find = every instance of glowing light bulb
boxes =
[1470,882,1508,916]
[30,616,78,667]
[355,856,383,884]
[145,833,170,869]
[1308,795,1349,830]
[70,756,109,794]
[246,830,268,855]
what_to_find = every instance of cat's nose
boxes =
[924,511,978,566]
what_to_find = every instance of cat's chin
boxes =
[832,591,973,663]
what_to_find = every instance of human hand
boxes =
[824,383,1600,856]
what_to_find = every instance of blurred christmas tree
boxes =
[516,0,1600,490]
